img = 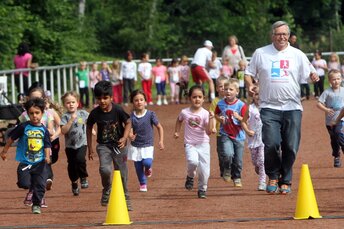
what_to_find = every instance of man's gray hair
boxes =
[271,21,290,34]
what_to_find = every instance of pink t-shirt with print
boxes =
[178,107,209,145]
[152,65,167,82]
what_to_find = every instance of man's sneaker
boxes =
[185,176,194,190]
[139,184,147,192]
[24,191,33,206]
[144,168,152,178]
[233,178,242,187]
[334,157,341,168]
[258,182,266,191]
[80,178,89,189]
[126,199,133,211]
[72,182,79,196]
[266,179,279,194]
[46,179,53,191]
[101,189,111,206]
[41,197,48,208]
[32,205,41,214]
[198,190,207,199]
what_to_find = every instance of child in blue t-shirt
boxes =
[1,98,51,214]
[128,89,164,192]
[215,78,247,187]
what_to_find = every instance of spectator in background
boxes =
[120,51,137,106]
[289,32,300,49]
[312,50,327,98]
[13,42,38,95]
[221,35,246,71]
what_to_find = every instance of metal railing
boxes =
[0,51,341,104]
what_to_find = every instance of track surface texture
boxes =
[1,98,344,228]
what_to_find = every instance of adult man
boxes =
[191,40,215,101]
[244,21,318,194]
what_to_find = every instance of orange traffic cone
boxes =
[103,170,132,225]
[294,164,321,220]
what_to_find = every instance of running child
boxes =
[215,78,247,187]
[19,83,54,207]
[86,80,132,210]
[174,85,215,198]
[317,69,344,167]
[242,88,266,191]
[60,91,89,196]
[209,76,229,177]
[128,89,164,192]
[1,98,51,214]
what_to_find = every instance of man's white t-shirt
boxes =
[245,43,313,111]
[191,47,212,68]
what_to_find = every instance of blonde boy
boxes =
[317,69,344,167]
[214,78,248,187]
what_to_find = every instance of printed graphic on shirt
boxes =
[102,121,121,144]
[26,130,44,163]
[271,60,289,81]
[222,110,240,138]
[188,117,201,128]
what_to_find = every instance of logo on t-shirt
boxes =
[271,60,289,78]
[26,130,44,162]
[188,117,201,128]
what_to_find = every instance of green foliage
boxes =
[0,0,344,70]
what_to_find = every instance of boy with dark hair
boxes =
[1,98,51,214]
[86,80,132,210]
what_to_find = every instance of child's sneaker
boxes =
[197,190,207,199]
[163,99,168,105]
[139,184,147,192]
[184,176,194,190]
[72,182,79,196]
[80,178,89,189]
[144,168,152,178]
[334,157,341,168]
[101,189,110,206]
[46,179,53,191]
[41,197,48,208]
[32,205,41,214]
[233,178,242,187]
[24,191,33,206]
[157,100,162,106]
[258,182,266,191]
[126,199,133,211]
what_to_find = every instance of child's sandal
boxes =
[266,179,279,194]
[279,184,291,195]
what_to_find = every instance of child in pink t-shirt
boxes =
[221,58,234,78]
[174,85,215,199]
[152,58,169,105]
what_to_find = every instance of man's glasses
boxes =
[273,33,289,37]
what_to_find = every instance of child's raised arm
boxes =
[0,137,14,161]
[118,119,132,149]
[155,123,164,150]
[86,124,94,160]
[174,118,183,139]
[61,113,77,135]
[317,101,334,116]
